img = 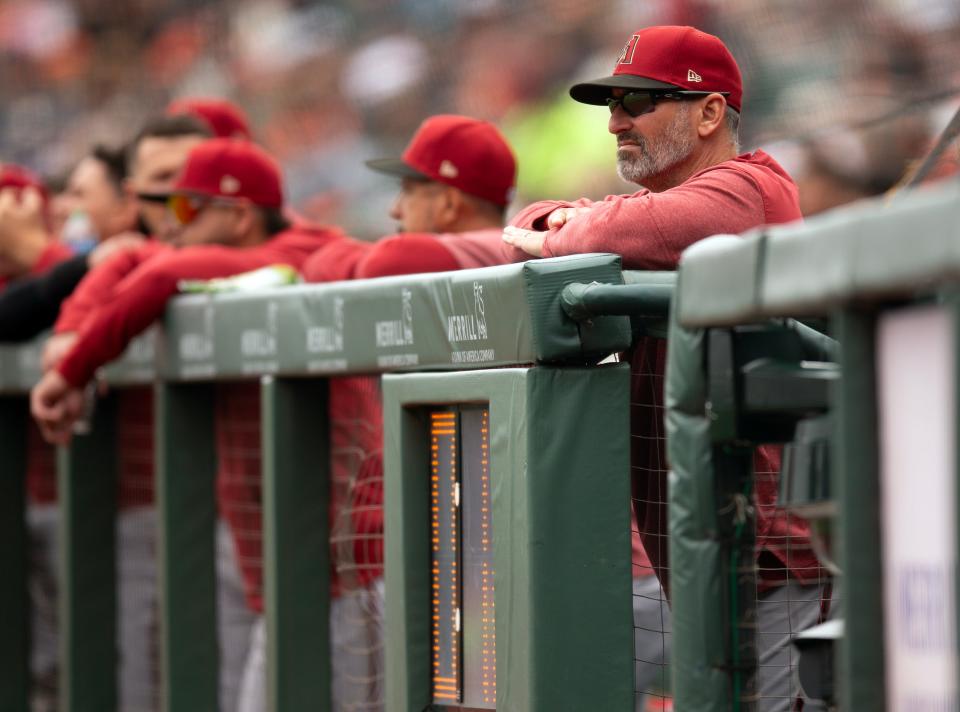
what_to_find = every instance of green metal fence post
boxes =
[155,382,218,711]
[57,394,118,712]
[0,399,29,712]
[833,309,885,711]
[261,376,331,711]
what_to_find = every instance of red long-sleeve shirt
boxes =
[508,150,820,591]
[57,227,341,386]
[503,150,801,268]
[55,241,169,334]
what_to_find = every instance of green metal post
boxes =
[261,376,331,711]
[832,309,885,710]
[155,382,218,711]
[57,395,118,712]
[0,399,29,712]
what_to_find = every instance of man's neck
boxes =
[643,143,740,193]
[233,228,273,248]
[444,215,503,234]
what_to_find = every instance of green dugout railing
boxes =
[669,179,960,711]
[0,253,677,712]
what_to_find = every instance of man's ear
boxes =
[697,94,728,139]
[233,201,258,239]
[435,185,463,231]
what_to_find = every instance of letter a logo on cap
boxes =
[687,69,703,82]
[617,34,640,65]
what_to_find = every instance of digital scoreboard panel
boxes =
[430,406,496,710]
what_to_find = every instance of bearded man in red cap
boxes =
[504,26,825,712]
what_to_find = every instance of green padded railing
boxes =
[669,179,960,712]
[0,254,681,712]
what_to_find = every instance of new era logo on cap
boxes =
[687,69,702,82]
[220,175,241,194]
[438,160,459,179]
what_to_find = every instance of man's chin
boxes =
[616,158,652,185]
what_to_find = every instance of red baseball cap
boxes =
[166,97,252,140]
[366,114,517,207]
[570,26,743,112]
[0,163,49,204]
[173,138,283,208]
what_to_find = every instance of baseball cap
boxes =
[0,163,49,204]
[366,114,517,207]
[166,97,252,140]
[570,26,743,112]
[172,138,283,208]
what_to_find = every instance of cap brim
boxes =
[569,74,679,105]
[364,157,429,180]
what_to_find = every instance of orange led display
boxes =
[430,406,496,710]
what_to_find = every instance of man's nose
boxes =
[608,105,633,135]
[389,193,403,222]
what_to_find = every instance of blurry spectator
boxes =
[791,112,931,216]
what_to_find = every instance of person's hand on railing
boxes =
[30,370,86,445]
[503,206,593,257]
[544,206,592,229]
[42,332,78,372]
[502,226,547,257]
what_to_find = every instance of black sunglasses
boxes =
[136,192,171,204]
[606,90,729,118]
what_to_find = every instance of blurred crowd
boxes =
[0,0,958,237]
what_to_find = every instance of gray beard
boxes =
[616,106,695,186]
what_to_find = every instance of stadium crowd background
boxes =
[1,0,958,239]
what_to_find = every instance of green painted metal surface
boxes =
[0,398,29,712]
[675,181,960,327]
[383,365,633,712]
[57,397,118,712]
[832,310,885,711]
[262,376,331,711]
[664,288,730,712]
[155,383,218,712]
[164,254,630,380]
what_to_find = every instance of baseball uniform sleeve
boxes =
[56,244,290,386]
[302,236,373,283]
[356,234,459,279]
[539,167,767,269]
[55,243,166,333]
